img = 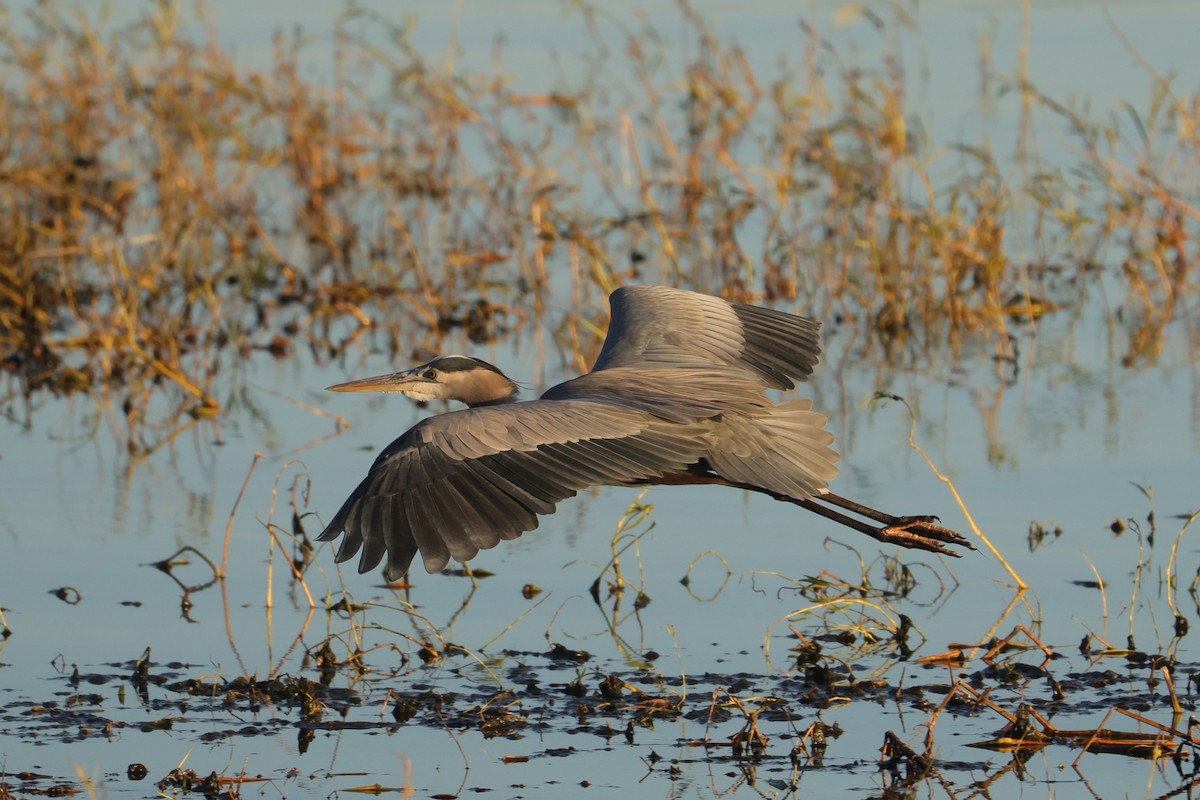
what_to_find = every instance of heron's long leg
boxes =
[791,497,904,538]
[819,492,938,526]
[639,472,971,556]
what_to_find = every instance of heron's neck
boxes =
[458,370,519,407]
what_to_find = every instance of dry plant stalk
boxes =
[2,0,1195,460]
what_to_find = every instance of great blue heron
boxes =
[318,286,969,581]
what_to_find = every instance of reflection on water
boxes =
[0,2,1199,798]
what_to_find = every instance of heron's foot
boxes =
[876,516,974,557]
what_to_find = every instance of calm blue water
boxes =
[2,3,1199,799]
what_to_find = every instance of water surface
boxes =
[1,2,1199,798]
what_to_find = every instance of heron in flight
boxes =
[319,286,969,581]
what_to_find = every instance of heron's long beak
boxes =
[326,370,429,393]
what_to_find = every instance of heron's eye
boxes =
[422,368,438,380]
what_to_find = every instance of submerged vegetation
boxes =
[7,489,1200,798]
[0,1,1197,454]
[2,2,1200,798]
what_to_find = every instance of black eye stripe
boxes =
[430,355,505,375]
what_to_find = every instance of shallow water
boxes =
[2,3,1200,799]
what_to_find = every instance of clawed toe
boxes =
[879,518,973,556]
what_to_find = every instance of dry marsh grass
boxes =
[0,1,1196,450]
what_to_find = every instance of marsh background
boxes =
[1,1,1199,798]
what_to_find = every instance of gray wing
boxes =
[317,400,709,580]
[591,286,822,389]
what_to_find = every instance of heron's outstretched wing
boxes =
[317,400,709,580]
[591,286,822,389]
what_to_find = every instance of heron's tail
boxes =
[704,399,840,500]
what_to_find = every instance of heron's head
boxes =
[327,355,519,408]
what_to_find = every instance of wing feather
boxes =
[478,451,569,505]
[404,490,455,569]
[454,461,535,543]
[704,399,840,500]
[360,501,387,573]
[590,286,821,389]
[334,500,365,564]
